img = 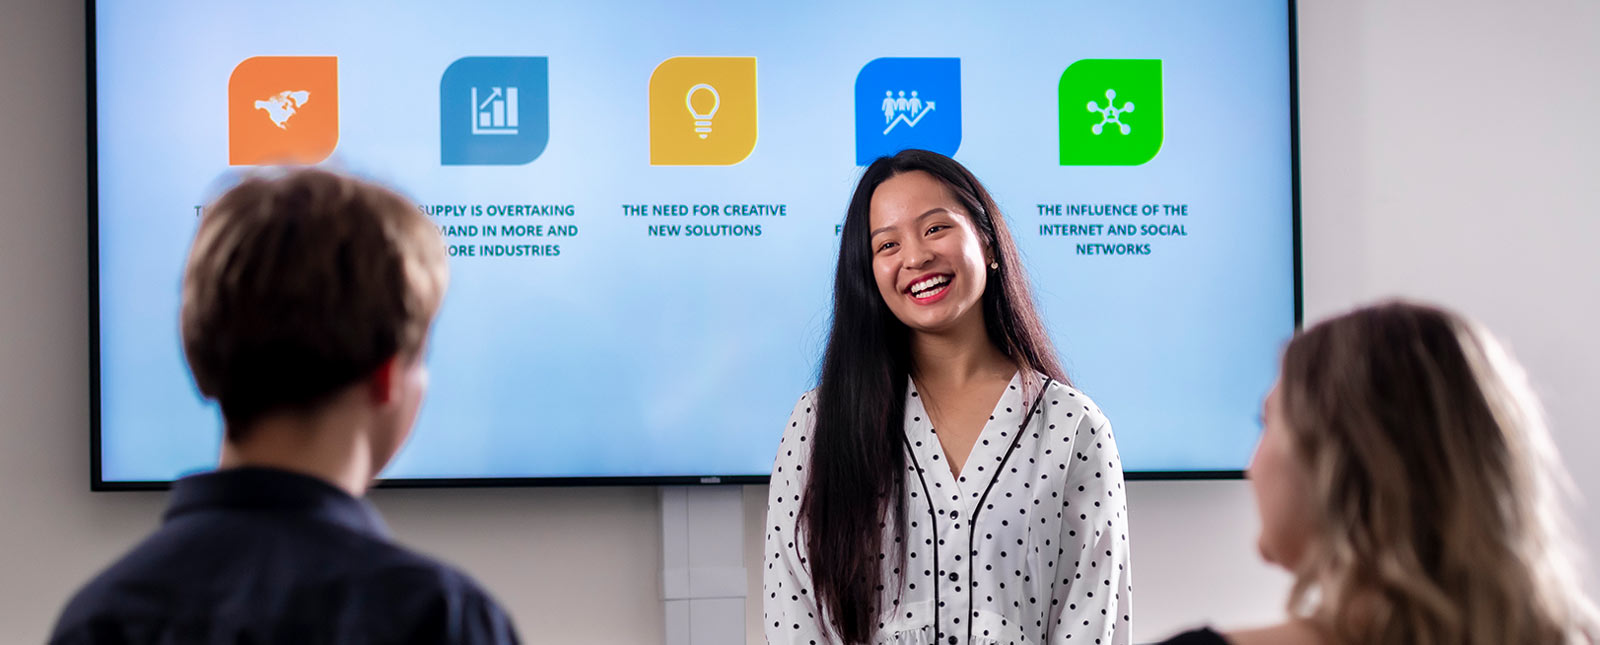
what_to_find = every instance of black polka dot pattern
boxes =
[763,373,1133,645]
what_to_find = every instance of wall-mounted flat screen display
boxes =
[91,0,1299,486]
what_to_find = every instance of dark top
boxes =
[1152,627,1230,645]
[50,468,520,645]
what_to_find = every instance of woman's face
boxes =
[867,170,992,335]
[1249,384,1318,570]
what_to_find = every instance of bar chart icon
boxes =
[472,86,519,135]
[441,57,548,165]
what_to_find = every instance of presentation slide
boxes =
[93,0,1297,483]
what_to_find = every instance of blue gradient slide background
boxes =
[94,1,1294,481]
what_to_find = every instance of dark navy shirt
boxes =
[50,468,520,645]
[1153,628,1230,645]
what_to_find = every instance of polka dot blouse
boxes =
[763,372,1132,645]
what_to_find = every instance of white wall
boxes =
[1,0,1595,643]
[1294,0,1600,595]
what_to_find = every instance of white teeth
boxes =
[910,275,951,296]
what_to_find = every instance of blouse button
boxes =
[948,636,959,645]
[949,510,959,520]
[948,572,959,582]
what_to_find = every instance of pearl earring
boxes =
[989,260,999,270]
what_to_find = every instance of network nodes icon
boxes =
[854,57,961,166]
[649,57,758,166]
[1088,89,1133,135]
[1058,59,1163,166]
[440,57,550,166]
[228,56,339,165]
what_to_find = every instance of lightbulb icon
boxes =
[685,83,720,139]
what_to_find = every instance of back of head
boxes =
[181,168,447,439]
[1277,300,1598,645]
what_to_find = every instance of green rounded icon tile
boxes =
[1059,59,1163,166]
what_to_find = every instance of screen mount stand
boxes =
[661,485,746,645]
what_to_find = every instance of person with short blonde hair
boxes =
[1157,301,1599,645]
[51,169,520,645]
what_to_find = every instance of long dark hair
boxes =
[799,149,1067,642]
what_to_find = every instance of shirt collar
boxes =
[904,370,1028,428]
[903,371,1029,492]
[165,467,391,540]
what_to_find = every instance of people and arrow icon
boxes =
[881,89,936,134]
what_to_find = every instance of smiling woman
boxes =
[762,149,1132,645]
[867,171,995,336]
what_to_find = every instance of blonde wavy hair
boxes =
[1277,301,1599,645]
